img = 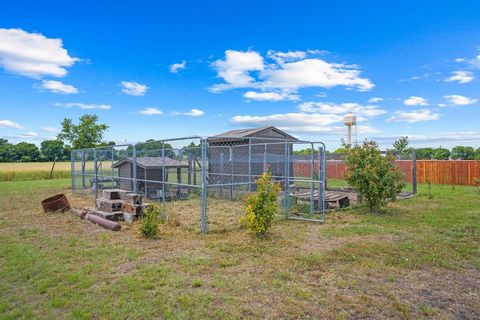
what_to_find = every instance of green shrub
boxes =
[345,140,405,213]
[140,203,161,238]
[240,168,280,237]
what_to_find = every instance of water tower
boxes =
[343,113,357,146]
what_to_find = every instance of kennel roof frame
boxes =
[112,156,189,169]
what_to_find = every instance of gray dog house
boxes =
[113,156,189,198]
[207,126,299,185]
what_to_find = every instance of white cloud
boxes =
[211,50,264,92]
[38,80,78,94]
[120,81,148,96]
[243,91,299,101]
[404,96,428,106]
[55,102,111,110]
[368,97,383,103]
[0,28,78,78]
[230,112,378,135]
[210,49,374,93]
[231,112,342,127]
[19,131,38,138]
[467,54,480,68]
[298,102,387,117]
[138,107,163,115]
[443,94,477,106]
[0,119,25,130]
[455,58,465,63]
[169,60,187,73]
[399,73,430,82]
[260,58,374,92]
[387,109,439,123]
[444,71,474,84]
[173,109,205,116]
[40,127,59,133]
[266,50,307,64]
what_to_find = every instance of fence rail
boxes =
[293,160,480,186]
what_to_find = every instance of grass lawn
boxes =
[0,179,479,319]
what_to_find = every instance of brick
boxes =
[102,189,127,200]
[122,203,143,215]
[124,193,143,205]
[97,198,124,212]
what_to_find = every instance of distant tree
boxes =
[475,147,480,160]
[415,148,434,160]
[40,140,65,161]
[292,148,319,156]
[0,139,15,162]
[432,147,451,160]
[393,136,409,156]
[57,114,109,150]
[451,146,475,160]
[182,142,201,158]
[63,145,72,160]
[137,139,175,157]
[13,142,40,162]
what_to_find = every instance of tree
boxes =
[344,140,405,213]
[475,147,480,160]
[451,146,475,160]
[40,140,65,161]
[138,139,174,157]
[432,147,450,160]
[57,114,109,150]
[415,148,434,160]
[393,136,409,156]
[0,139,15,162]
[13,142,40,162]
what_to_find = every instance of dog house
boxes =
[113,156,189,198]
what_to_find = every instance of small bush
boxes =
[240,168,281,237]
[140,203,161,238]
[345,140,405,213]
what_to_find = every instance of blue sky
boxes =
[1,0,480,150]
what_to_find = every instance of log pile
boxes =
[94,189,151,221]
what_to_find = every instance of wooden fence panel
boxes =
[292,160,480,186]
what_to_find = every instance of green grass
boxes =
[0,179,479,319]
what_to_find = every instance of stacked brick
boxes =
[94,189,151,221]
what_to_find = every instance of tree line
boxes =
[0,114,203,163]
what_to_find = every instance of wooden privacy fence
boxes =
[293,160,480,186]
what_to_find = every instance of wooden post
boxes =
[412,149,417,194]
[193,158,197,185]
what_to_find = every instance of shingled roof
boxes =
[210,126,298,141]
[113,157,188,169]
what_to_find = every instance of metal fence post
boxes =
[81,150,86,194]
[263,143,267,172]
[310,143,315,215]
[229,146,233,200]
[201,138,208,235]
[320,145,326,223]
[71,150,75,193]
[412,149,417,194]
[132,145,137,194]
[284,141,289,218]
[285,142,291,217]
[111,146,115,187]
[248,139,252,191]
[219,152,224,195]
[161,143,166,203]
[93,148,98,200]
[318,147,325,223]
